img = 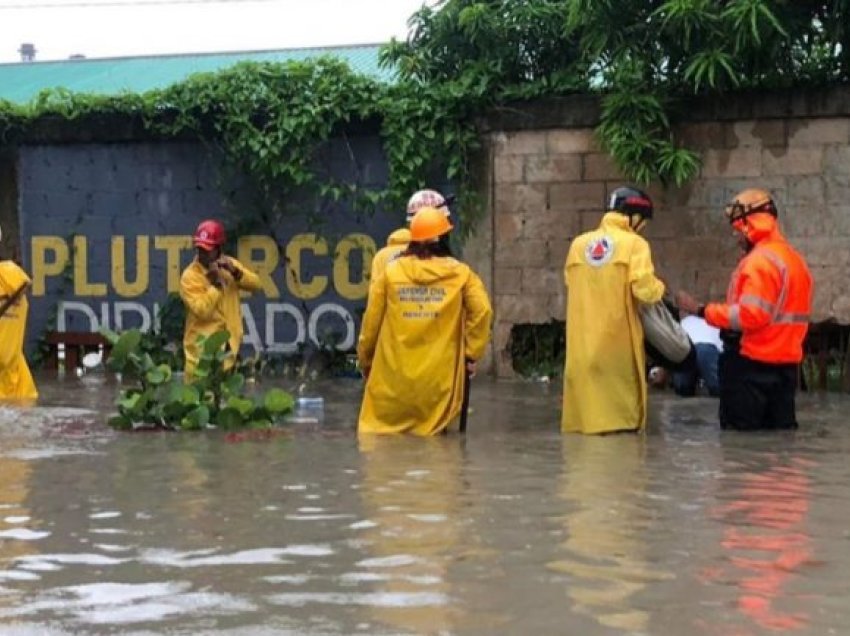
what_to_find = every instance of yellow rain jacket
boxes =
[369,228,410,290]
[179,257,261,379]
[0,261,38,401]
[357,255,493,436]
[562,213,664,434]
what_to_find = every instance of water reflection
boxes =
[549,435,667,633]
[355,435,462,634]
[0,437,40,609]
[703,454,814,633]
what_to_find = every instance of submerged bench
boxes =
[43,331,111,374]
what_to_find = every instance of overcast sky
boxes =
[0,0,434,63]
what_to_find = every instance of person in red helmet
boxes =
[179,219,261,380]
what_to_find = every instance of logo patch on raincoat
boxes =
[584,236,614,267]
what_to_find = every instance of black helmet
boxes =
[608,186,653,220]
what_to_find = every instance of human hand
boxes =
[465,359,477,378]
[675,290,701,315]
[206,263,224,288]
[218,257,242,280]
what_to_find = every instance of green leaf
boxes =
[223,373,245,395]
[215,407,245,429]
[264,388,295,414]
[181,405,210,430]
[226,396,255,417]
[110,329,143,363]
[108,415,132,430]
[145,364,172,386]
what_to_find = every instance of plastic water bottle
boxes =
[290,397,324,424]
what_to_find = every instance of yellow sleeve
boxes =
[357,271,387,370]
[230,258,261,293]
[180,267,222,321]
[629,237,665,304]
[0,262,30,295]
[463,269,493,361]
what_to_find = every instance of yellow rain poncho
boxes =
[357,255,493,436]
[179,257,261,379]
[0,261,38,401]
[562,213,664,434]
[369,228,411,290]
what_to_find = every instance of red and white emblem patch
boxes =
[584,236,614,267]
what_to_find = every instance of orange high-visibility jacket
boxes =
[704,216,812,364]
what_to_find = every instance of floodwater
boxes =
[0,374,848,636]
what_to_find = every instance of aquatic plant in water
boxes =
[101,328,294,431]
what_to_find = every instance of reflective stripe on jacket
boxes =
[704,216,812,364]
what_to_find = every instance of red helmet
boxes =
[193,220,226,250]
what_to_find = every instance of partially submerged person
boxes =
[562,186,665,435]
[369,189,453,290]
[0,224,38,401]
[672,310,722,397]
[179,220,261,380]
[357,206,492,436]
[676,188,812,430]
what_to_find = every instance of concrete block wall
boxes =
[483,89,850,377]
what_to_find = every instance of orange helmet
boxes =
[407,189,452,222]
[725,188,777,224]
[193,220,226,250]
[409,206,454,242]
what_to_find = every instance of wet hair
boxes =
[402,234,453,259]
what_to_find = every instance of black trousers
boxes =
[718,349,799,430]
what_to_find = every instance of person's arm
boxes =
[0,281,28,320]
[179,267,223,321]
[629,238,665,304]
[703,259,780,331]
[220,257,262,292]
[462,270,493,376]
[356,271,388,377]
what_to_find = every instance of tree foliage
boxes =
[0,0,848,237]
[384,0,850,185]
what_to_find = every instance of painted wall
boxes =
[482,87,850,376]
[17,139,400,357]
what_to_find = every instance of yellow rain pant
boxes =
[358,255,492,436]
[0,261,37,401]
[561,213,664,434]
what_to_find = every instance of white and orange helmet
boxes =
[406,189,453,223]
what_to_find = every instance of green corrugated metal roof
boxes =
[0,43,392,104]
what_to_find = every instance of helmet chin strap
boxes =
[630,214,647,233]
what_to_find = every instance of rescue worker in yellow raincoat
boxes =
[0,224,38,401]
[358,206,493,436]
[369,189,453,290]
[562,187,665,435]
[179,220,261,379]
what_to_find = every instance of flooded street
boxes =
[0,374,848,635]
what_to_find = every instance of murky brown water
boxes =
[0,373,848,635]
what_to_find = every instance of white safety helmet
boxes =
[406,189,452,223]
